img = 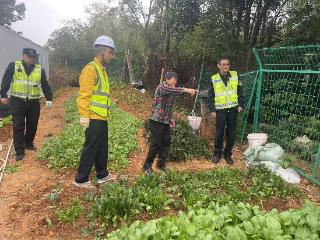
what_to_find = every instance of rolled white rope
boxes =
[0,138,13,184]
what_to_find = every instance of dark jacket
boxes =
[207,71,245,112]
[0,61,53,100]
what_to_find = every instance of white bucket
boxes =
[187,116,202,130]
[247,133,268,147]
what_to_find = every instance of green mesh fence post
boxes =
[251,45,320,185]
[193,61,205,110]
[252,48,263,133]
[199,61,205,84]
[240,71,258,142]
[312,145,320,178]
[296,145,320,185]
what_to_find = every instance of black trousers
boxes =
[75,119,108,183]
[143,120,171,169]
[10,97,40,155]
[214,107,238,157]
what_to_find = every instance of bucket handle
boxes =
[189,110,196,117]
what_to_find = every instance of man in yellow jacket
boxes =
[74,36,116,189]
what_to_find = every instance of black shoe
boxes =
[225,155,234,165]
[212,154,221,164]
[144,167,153,176]
[25,144,36,151]
[16,153,25,161]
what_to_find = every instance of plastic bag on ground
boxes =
[244,143,301,184]
[275,167,301,184]
[244,145,262,166]
[258,143,284,163]
[260,161,281,172]
[244,143,284,165]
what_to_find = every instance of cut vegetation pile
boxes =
[144,119,211,161]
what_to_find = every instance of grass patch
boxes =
[57,198,84,224]
[4,163,20,174]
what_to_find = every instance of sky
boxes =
[12,0,103,46]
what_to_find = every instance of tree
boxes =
[47,0,320,77]
[47,20,93,69]
[0,0,26,28]
[279,0,320,45]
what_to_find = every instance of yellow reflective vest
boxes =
[211,71,239,110]
[11,61,41,99]
[88,61,111,117]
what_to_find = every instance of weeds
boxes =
[56,199,84,224]
[4,163,20,174]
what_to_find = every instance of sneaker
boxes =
[144,167,153,176]
[225,155,234,165]
[97,174,117,184]
[73,181,96,189]
[16,153,25,161]
[212,154,221,164]
[25,144,36,151]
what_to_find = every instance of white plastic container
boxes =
[187,116,202,130]
[247,133,268,147]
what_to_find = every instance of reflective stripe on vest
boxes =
[11,61,41,99]
[88,61,111,117]
[211,71,239,110]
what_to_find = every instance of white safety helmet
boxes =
[93,35,115,50]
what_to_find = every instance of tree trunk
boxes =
[243,0,253,47]
[249,0,269,47]
[120,57,127,82]
[246,0,271,70]
[259,13,268,45]
[235,0,245,45]
[163,0,170,68]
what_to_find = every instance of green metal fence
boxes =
[242,45,320,185]
[120,46,319,185]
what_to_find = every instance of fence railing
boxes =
[241,45,320,185]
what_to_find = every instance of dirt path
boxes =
[0,88,85,240]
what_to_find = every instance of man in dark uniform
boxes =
[0,48,53,161]
[207,57,245,165]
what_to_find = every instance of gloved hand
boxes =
[80,117,90,128]
[46,101,53,108]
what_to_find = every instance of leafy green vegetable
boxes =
[85,167,302,232]
[107,201,320,239]
[88,179,171,226]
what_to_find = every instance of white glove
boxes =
[46,101,52,108]
[80,117,90,128]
